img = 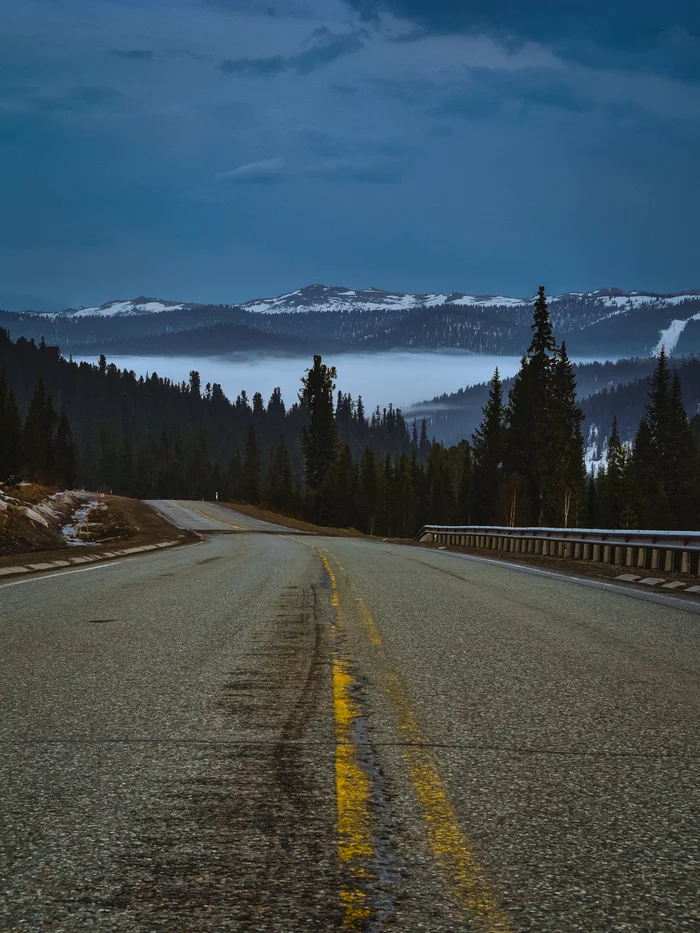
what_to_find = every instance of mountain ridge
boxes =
[4,283,700,359]
[44,283,700,319]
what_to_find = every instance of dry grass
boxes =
[217,501,374,538]
[3,483,58,506]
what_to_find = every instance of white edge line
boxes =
[403,544,700,616]
[0,541,202,589]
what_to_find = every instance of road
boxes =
[1,499,699,932]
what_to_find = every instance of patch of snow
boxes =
[70,299,186,318]
[654,312,700,355]
[61,501,100,546]
[665,294,700,306]
[25,507,49,527]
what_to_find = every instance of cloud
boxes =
[425,70,595,124]
[215,157,287,183]
[220,28,364,77]
[10,86,126,115]
[109,49,155,61]
[214,156,400,184]
[345,0,700,82]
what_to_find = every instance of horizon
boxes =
[5,280,700,315]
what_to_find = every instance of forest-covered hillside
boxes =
[2,287,699,533]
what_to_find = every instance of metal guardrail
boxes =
[415,525,700,575]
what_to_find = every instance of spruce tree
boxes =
[418,419,431,459]
[504,287,575,525]
[266,435,293,510]
[358,447,379,534]
[548,341,585,526]
[627,416,662,528]
[457,442,473,524]
[242,425,261,503]
[54,410,77,489]
[0,371,22,482]
[598,418,627,528]
[426,442,454,524]
[299,355,338,490]
[471,368,504,522]
[665,371,697,528]
[394,453,417,536]
[23,379,57,483]
[628,349,693,528]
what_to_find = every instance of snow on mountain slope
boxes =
[240,284,700,316]
[240,284,461,314]
[52,284,700,319]
[654,311,700,355]
[66,297,192,318]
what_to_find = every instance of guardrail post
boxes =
[613,545,622,565]
[651,549,660,570]
[682,551,690,574]
[637,547,647,569]
[582,543,590,560]
[625,546,634,567]
[593,544,601,562]
[603,545,611,563]
[664,550,675,574]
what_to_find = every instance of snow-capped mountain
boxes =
[62,296,198,318]
[240,284,529,314]
[4,283,700,359]
[51,283,700,321]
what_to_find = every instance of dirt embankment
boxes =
[0,490,196,571]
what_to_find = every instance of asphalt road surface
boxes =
[1,499,699,932]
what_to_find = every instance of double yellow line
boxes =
[319,549,513,933]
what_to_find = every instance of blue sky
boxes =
[1,0,698,310]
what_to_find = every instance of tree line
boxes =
[2,287,699,532]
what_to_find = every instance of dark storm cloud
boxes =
[220,29,364,76]
[347,0,700,82]
[2,0,699,307]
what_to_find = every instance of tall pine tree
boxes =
[299,355,338,490]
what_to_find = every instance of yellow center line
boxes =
[178,502,242,530]
[384,671,513,932]
[322,552,513,933]
[318,550,375,928]
[356,597,382,646]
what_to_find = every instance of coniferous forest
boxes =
[2,288,699,533]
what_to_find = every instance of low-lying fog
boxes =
[75,351,526,412]
[75,350,611,413]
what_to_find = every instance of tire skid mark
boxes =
[105,582,340,932]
